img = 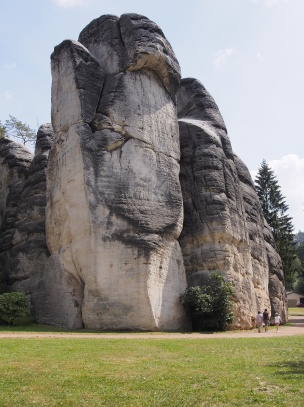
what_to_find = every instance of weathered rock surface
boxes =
[8,125,53,316]
[177,78,286,328]
[0,139,33,293]
[234,155,287,323]
[0,14,287,331]
[47,14,188,330]
[263,222,287,323]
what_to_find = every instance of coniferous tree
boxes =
[3,115,36,146]
[254,159,297,286]
[293,232,304,292]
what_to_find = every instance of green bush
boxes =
[180,271,234,331]
[0,292,31,325]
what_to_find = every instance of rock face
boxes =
[234,155,287,323]
[46,14,188,330]
[177,78,286,328]
[9,125,54,315]
[0,139,33,293]
[263,222,287,323]
[0,14,287,330]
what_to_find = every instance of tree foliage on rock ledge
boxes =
[180,271,234,331]
[254,159,297,287]
[0,292,31,325]
[0,121,5,139]
[1,115,36,146]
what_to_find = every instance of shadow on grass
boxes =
[288,317,304,325]
[0,323,224,335]
[271,360,304,376]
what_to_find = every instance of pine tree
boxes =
[4,115,36,146]
[254,159,297,286]
[294,232,304,292]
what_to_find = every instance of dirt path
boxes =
[0,316,303,340]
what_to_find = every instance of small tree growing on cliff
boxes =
[0,292,30,325]
[180,271,234,331]
[4,115,36,146]
[0,121,6,140]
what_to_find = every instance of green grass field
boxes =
[0,335,303,407]
[288,307,304,316]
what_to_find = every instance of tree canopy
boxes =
[0,121,5,140]
[293,231,304,293]
[1,115,36,146]
[254,159,297,287]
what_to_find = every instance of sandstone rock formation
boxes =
[46,14,188,330]
[0,13,287,330]
[177,78,286,327]
[234,155,287,323]
[8,125,54,315]
[0,139,33,293]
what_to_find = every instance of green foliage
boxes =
[254,159,297,285]
[0,292,30,325]
[3,115,36,146]
[294,277,304,294]
[295,230,304,246]
[297,241,304,263]
[180,271,234,331]
[0,121,6,140]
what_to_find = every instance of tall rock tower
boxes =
[47,14,188,330]
[177,78,286,327]
[0,13,287,330]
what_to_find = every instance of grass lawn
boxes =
[0,335,303,407]
[288,307,304,316]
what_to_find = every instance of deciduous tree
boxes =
[180,271,234,331]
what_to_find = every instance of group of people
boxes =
[256,309,281,333]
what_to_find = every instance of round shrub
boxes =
[180,271,234,331]
[0,292,31,325]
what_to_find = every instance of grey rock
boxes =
[51,40,105,133]
[9,124,54,319]
[177,78,286,328]
[0,139,33,293]
[263,222,287,323]
[47,15,188,330]
[79,13,180,98]
[0,14,287,331]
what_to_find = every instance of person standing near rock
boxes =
[263,309,270,332]
[256,311,263,333]
[274,312,281,333]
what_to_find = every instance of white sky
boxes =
[1,0,303,230]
